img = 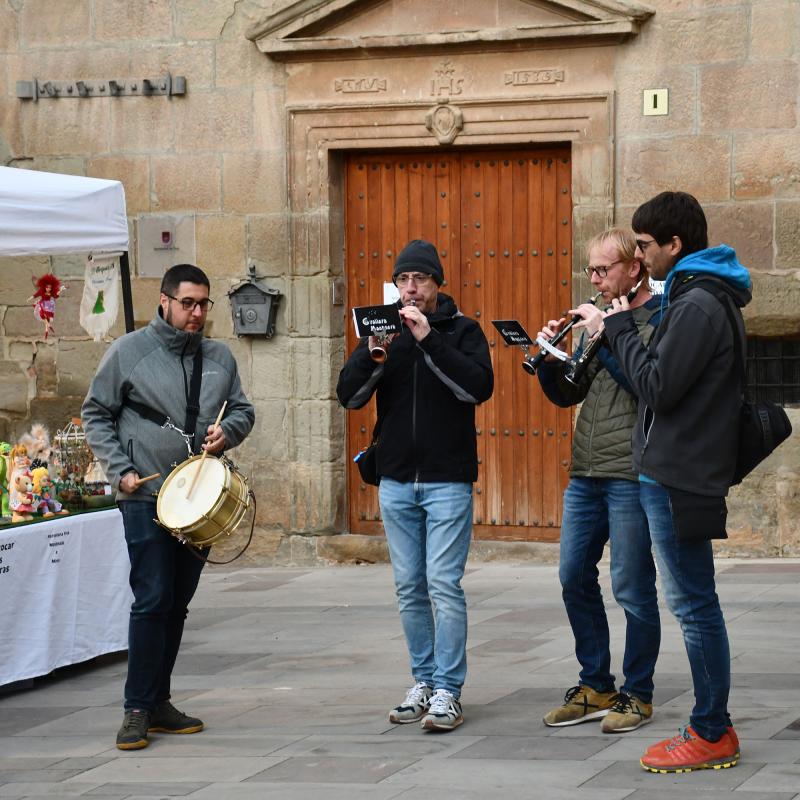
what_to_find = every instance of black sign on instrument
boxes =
[491,319,534,346]
[352,304,403,339]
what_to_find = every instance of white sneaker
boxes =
[421,689,463,731]
[389,682,432,723]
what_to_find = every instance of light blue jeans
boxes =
[560,477,660,703]
[378,478,473,697]
[640,482,731,741]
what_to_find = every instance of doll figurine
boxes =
[10,469,35,522]
[0,442,11,519]
[31,467,68,517]
[29,273,66,339]
[10,444,30,472]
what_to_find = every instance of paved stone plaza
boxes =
[1,560,800,799]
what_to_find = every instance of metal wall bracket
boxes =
[16,74,186,101]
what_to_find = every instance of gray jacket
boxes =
[82,309,255,502]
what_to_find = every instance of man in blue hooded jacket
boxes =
[591,192,751,773]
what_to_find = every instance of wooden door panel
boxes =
[344,149,572,541]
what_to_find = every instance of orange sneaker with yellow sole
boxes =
[640,725,739,774]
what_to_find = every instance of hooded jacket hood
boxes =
[665,245,752,309]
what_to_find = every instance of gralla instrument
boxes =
[523,291,603,375]
[564,277,645,386]
[156,454,251,547]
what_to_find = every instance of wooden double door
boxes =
[344,147,573,542]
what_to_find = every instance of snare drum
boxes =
[156,455,250,547]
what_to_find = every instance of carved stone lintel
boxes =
[425,102,464,145]
[504,68,565,86]
[334,77,388,94]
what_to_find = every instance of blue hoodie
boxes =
[663,245,751,311]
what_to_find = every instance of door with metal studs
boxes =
[344,147,573,542]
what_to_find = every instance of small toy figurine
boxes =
[20,423,51,470]
[0,442,11,519]
[10,469,35,523]
[29,273,66,339]
[31,466,68,517]
[10,444,30,472]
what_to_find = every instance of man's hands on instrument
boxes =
[537,318,567,362]
[568,303,606,338]
[603,294,631,318]
[203,423,226,454]
[399,305,431,342]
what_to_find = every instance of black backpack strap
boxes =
[690,279,747,391]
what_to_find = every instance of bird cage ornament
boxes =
[52,418,93,489]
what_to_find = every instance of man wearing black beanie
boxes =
[338,238,493,732]
[391,239,445,287]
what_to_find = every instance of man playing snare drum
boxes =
[82,263,254,750]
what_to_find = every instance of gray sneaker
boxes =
[389,682,432,723]
[421,689,463,731]
[116,709,151,750]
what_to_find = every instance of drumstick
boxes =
[133,472,161,487]
[186,401,227,500]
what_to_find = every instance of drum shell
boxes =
[156,455,250,547]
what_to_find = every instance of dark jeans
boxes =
[640,483,731,741]
[559,477,660,703]
[119,501,206,712]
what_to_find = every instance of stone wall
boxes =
[1,0,798,561]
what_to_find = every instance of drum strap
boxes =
[123,346,204,453]
[184,346,203,454]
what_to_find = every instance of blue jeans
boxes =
[119,501,207,712]
[378,478,473,697]
[560,478,660,702]
[640,483,731,741]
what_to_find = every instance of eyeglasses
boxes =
[635,238,657,253]
[164,293,214,312]
[395,272,434,287]
[583,260,624,279]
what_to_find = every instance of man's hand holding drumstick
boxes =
[186,402,227,500]
[119,471,161,494]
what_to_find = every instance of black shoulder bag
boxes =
[354,414,382,486]
[713,294,792,485]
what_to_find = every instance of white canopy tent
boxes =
[0,165,134,331]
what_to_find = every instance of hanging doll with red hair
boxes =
[29,273,66,339]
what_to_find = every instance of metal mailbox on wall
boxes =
[228,266,282,338]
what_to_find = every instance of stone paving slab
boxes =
[1,561,799,799]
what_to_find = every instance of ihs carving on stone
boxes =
[430,60,464,98]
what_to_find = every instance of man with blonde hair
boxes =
[535,228,662,734]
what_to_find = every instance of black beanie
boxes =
[392,239,444,286]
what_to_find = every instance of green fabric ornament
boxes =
[92,290,105,314]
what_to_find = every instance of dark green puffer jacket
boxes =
[537,297,660,480]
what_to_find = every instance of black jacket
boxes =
[605,274,751,496]
[337,294,494,483]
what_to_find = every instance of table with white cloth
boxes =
[0,508,132,687]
